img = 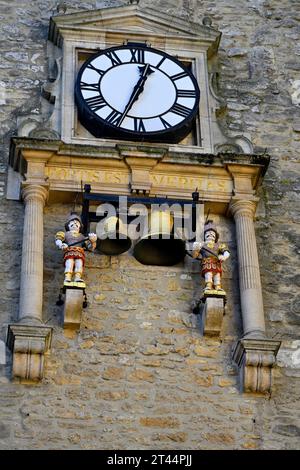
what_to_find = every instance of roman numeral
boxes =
[85,94,106,112]
[107,109,122,126]
[87,63,105,77]
[156,56,166,69]
[159,116,172,129]
[171,71,189,81]
[170,103,191,118]
[80,82,99,91]
[177,89,196,98]
[133,118,146,132]
[130,48,145,63]
[104,50,122,66]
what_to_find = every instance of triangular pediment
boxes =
[49,4,220,51]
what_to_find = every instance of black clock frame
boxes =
[75,44,200,144]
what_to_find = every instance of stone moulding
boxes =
[232,338,281,394]
[8,138,270,208]
[6,324,53,381]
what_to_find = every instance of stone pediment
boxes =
[49,4,220,53]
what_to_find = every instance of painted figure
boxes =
[192,220,230,293]
[55,212,97,284]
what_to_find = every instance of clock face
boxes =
[75,44,200,143]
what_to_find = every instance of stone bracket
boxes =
[232,338,281,394]
[6,324,53,381]
[198,296,225,337]
[124,156,160,194]
[63,287,84,330]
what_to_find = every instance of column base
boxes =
[196,295,225,337]
[6,324,52,381]
[63,287,84,330]
[232,338,281,394]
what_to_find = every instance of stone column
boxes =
[230,199,265,338]
[230,199,280,393]
[7,183,52,381]
[19,184,49,323]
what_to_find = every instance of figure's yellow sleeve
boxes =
[55,231,65,241]
[218,243,229,254]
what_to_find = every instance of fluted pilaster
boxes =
[230,199,265,338]
[19,184,49,323]
[7,182,52,381]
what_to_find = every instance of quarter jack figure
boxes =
[55,212,97,286]
[193,220,230,295]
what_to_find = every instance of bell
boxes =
[133,210,186,266]
[97,216,131,255]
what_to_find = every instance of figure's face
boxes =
[204,229,216,242]
[68,219,81,232]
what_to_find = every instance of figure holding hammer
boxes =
[192,220,230,293]
[55,212,97,284]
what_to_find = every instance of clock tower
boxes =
[7,2,280,395]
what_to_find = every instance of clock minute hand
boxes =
[119,64,154,126]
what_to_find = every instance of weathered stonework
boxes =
[0,0,299,451]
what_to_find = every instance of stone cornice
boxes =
[8,138,270,211]
[10,137,270,172]
[49,4,221,55]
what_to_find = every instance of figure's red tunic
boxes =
[200,242,228,277]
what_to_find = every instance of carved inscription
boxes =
[45,168,231,193]
[46,167,129,185]
[151,174,230,192]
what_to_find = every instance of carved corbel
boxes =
[7,324,52,381]
[63,288,84,330]
[125,156,159,194]
[197,296,225,337]
[232,338,281,394]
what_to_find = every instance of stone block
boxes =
[129,369,155,383]
[140,417,179,428]
[6,167,22,200]
[102,366,124,380]
[0,340,6,365]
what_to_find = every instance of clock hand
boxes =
[118,64,154,126]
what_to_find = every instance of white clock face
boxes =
[76,45,200,142]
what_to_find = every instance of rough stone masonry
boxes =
[0,0,299,449]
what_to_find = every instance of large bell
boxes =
[133,210,186,266]
[97,216,131,255]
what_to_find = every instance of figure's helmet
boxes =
[65,212,83,232]
[204,220,219,242]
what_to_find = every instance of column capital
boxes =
[229,198,258,219]
[21,183,49,205]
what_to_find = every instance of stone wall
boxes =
[0,0,300,449]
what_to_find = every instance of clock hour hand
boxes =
[119,64,154,126]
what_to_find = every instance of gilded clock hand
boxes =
[118,64,154,126]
